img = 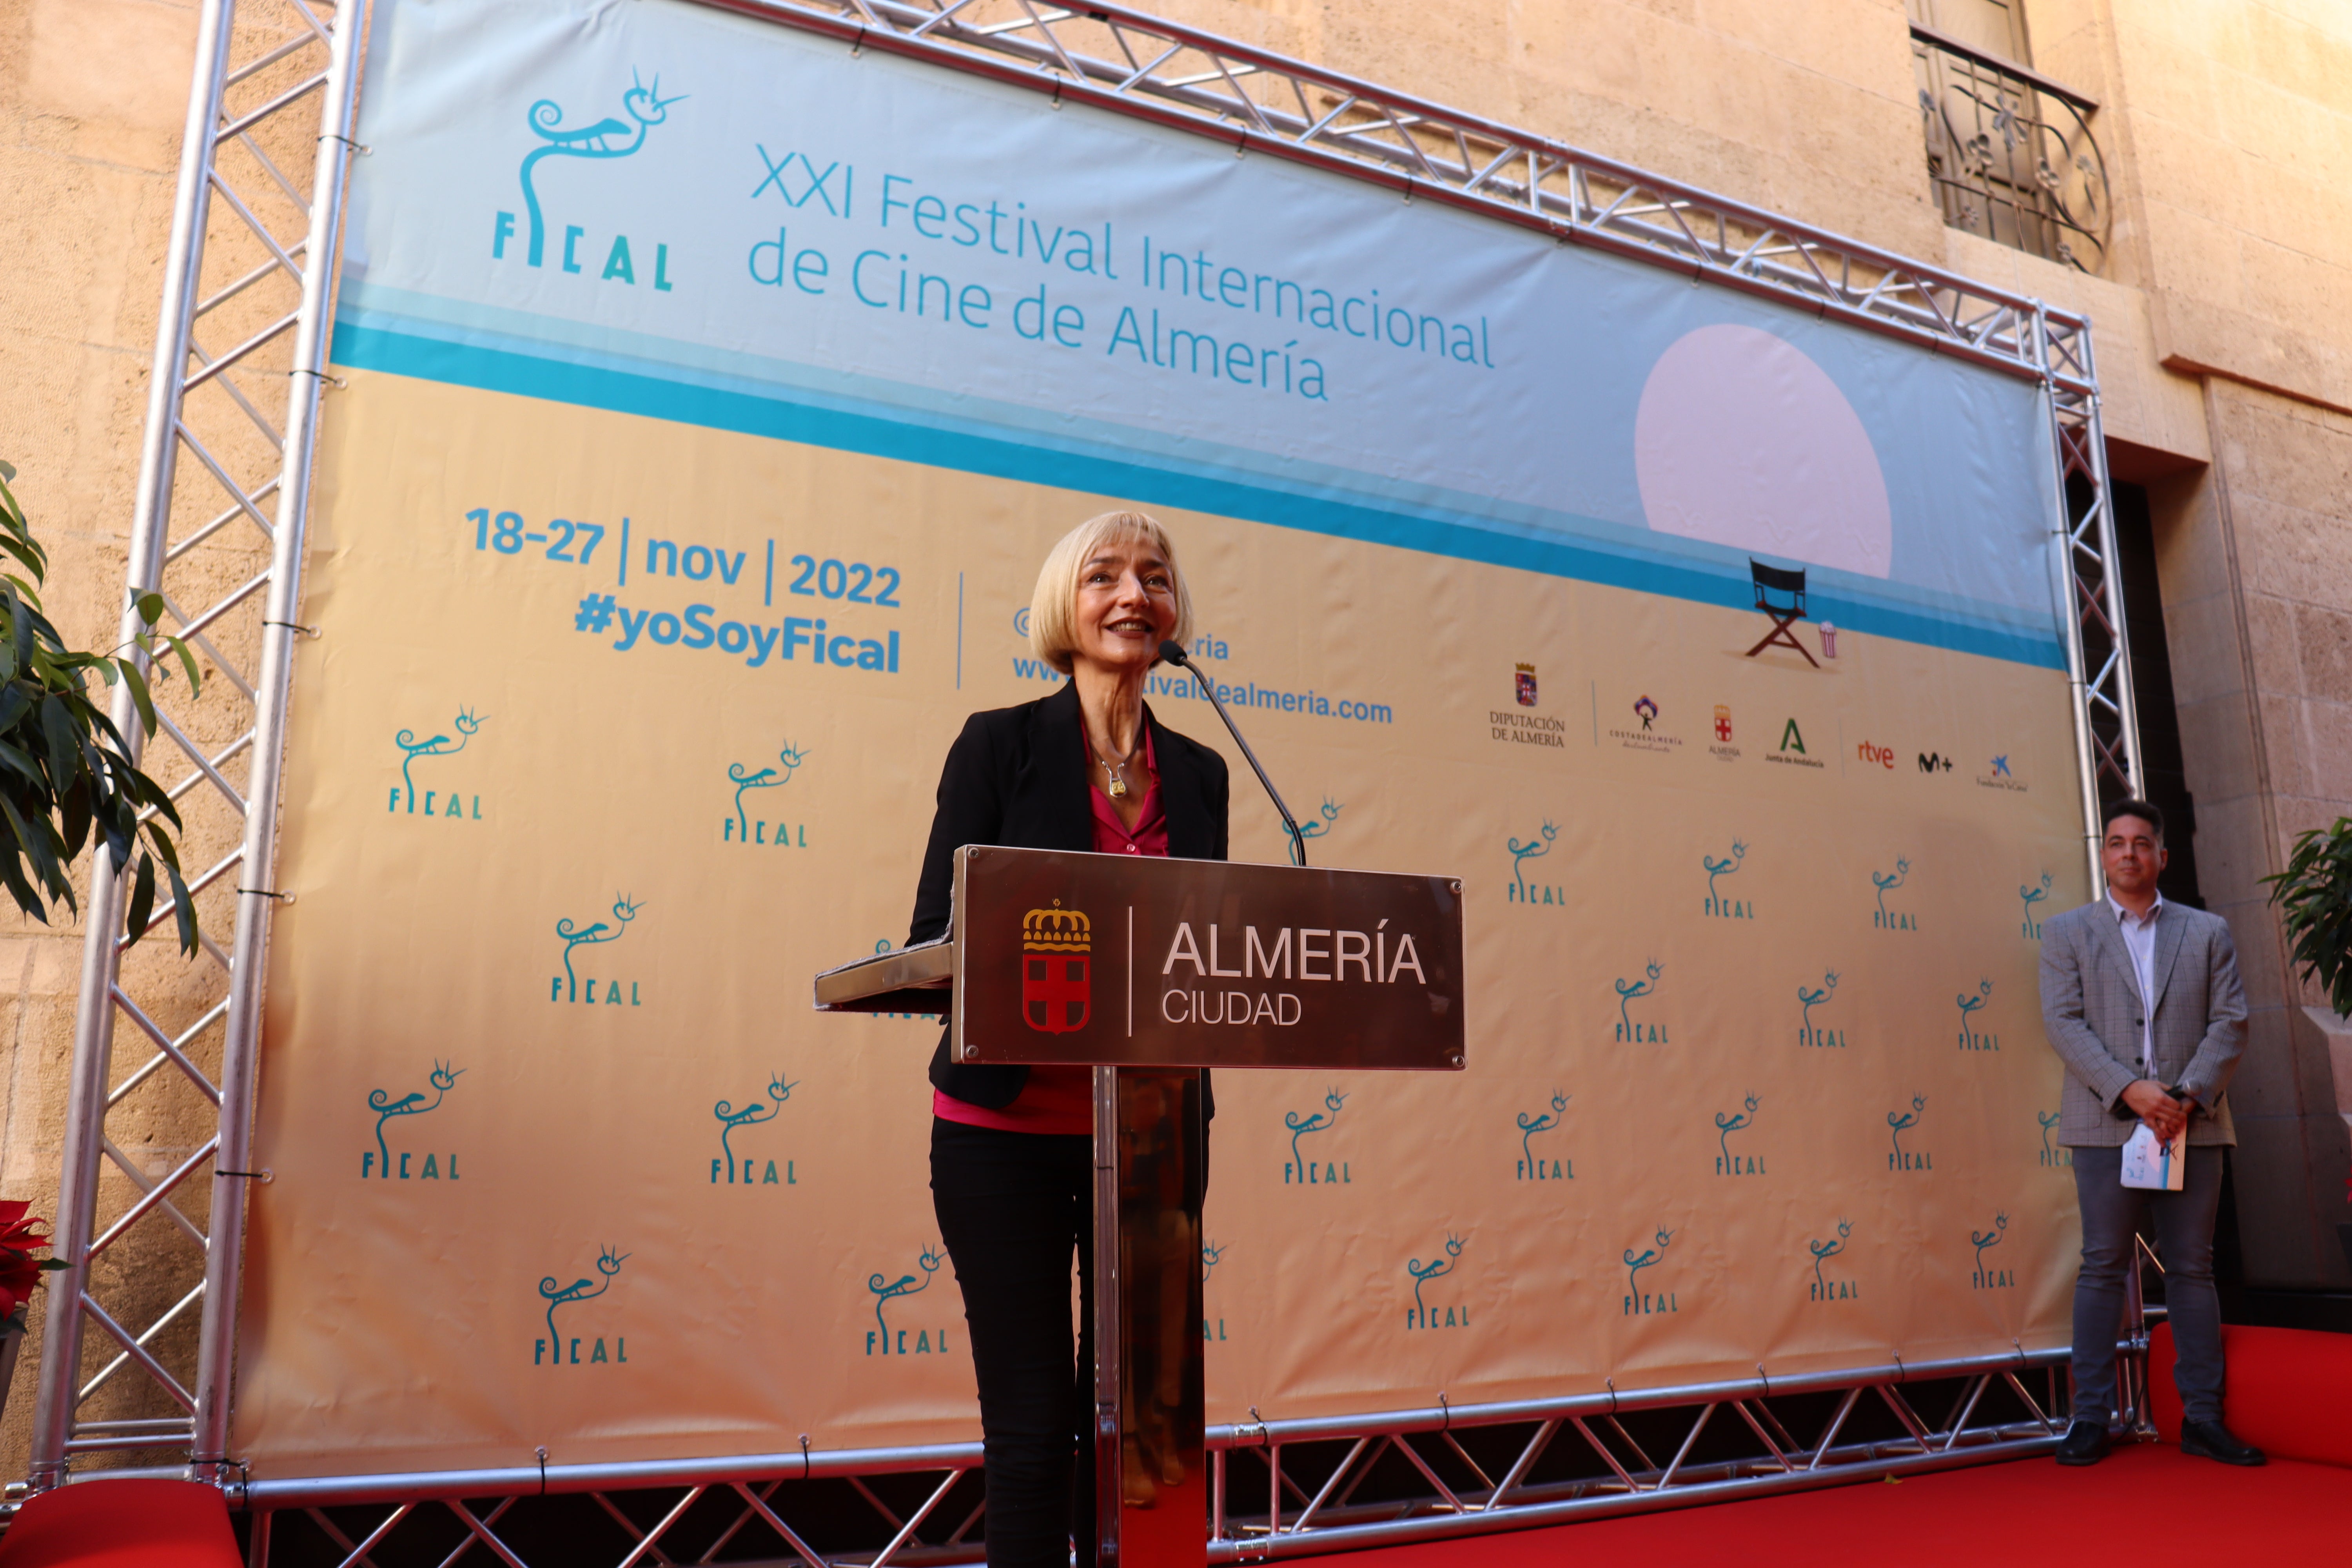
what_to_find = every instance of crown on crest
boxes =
[1515,662,1536,674]
[1022,898,1091,953]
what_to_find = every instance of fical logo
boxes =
[1622,1225,1678,1316]
[1808,1220,1858,1302]
[1021,900,1091,1034]
[2038,1111,2074,1168]
[1284,1088,1350,1187]
[1714,1094,1763,1177]
[1971,1213,2014,1289]
[1702,839,1751,920]
[363,1060,463,1181]
[712,1073,797,1187]
[390,707,484,820]
[867,1244,949,1357]
[554,894,645,1005]
[537,1245,628,1367]
[1290,797,1343,866]
[1888,1094,1931,1172]
[1613,960,1666,1044]
[2020,871,2053,939]
[1506,820,1563,905]
[1515,1091,1572,1182]
[1797,970,1844,1048]
[496,71,685,289]
[725,742,811,846]
[1202,1241,1229,1342]
[1871,859,1916,931]
[1956,978,1999,1051]
[1405,1233,1468,1330]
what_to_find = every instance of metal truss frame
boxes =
[26,0,368,1495]
[31,0,2149,1557]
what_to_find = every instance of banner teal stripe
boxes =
[328,320,2066,671]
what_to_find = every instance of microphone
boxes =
[1160,639,1308,866]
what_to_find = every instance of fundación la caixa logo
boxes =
[493,72,685,290]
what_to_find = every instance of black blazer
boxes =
[910,679,1230,1109]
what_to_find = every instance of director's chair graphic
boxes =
[1745,559,1819,667]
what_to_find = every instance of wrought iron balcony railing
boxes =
[1913,21,2110,273]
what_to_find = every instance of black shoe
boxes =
[2055,1420,2111,1466]
[2180,1419,2266,1466]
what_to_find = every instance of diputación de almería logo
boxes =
[1622,1226,1677,1316]
[362,1060,463,1181]
[537,1245,628,1367]
[1515,1091,1572,1181]
[724,742,811,846]
[495,71,685,289]
[1022,900,1091,1033]
[1285,1088,1349,1186]
[867,1243,951,1357]
[552,894,645,1006]
[1888,1094,1931,1172]
[389,707,483,820]
[1808,1220,1858,1302]
[712,1073,797,1187]
[1404,1233,1467,1329]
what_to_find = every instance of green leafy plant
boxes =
[2265,816,2352,1020]
[0,459,201,953]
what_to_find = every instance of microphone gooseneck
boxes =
[1159,639,1308,866]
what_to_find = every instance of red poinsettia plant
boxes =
[1,1200,65,1326]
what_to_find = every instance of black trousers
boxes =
[930,1118,1096,1568]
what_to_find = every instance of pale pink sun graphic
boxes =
[1634,324,1894,579]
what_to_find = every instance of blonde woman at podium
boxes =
[907,510,1228,1567]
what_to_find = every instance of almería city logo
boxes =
[363,1060,463,1181]
[2020,871,2053,938]
[1405,1233,1468,1330]
[1798,969,1845,1047]
[1971,1213,2014,1289]
[498,71,686,288]
[1808,1220,1858,1302]
[390,707,484,820]
[712,1073,798,1187]
[553,895,645,1006]
[1622,1225,1677,1316]
[1871,858,1916,931]
[1715,1094,1763,1176]
[1888,1094,1931,1172]
[1708,703,1740,762]
[1956,978,1999,1051]
[537,1245,628,1367]
[1702,839,1751,919]
[1515,1091,1572,1182]
[1613,959,1665,1044]
[1284,1088,1350,1186]
[724,742,812,846]
[1506,819,1563,904]
[867,1244,950,1357]
[1022,899,1091,1034]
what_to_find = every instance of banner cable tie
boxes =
[320,133,370,155]
[1437,1391,1450,1432]
[536,1446,549,1496]
[265,620,320,638]
[289,369,347,390]
[215,1169,272,1183]
[236,886,295,904]
[799,1433,811,1481]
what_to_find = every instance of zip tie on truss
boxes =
[235,887,295,904]
[321,132,370,154]
[1604,1376,1617,1416]
[264,620,319,637]
[799,1433,811,1481]
[1437,1391,1450,1432]
[214,1169,272,1183]
[536,1446,549,1496]
[289,369,346,389]
[1757,1363,1770,1398]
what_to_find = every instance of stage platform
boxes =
[1323,1440,2348,1566]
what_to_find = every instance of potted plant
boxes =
[2263,816,2352,1272]
[0,1200,63,1425]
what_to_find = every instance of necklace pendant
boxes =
[1107,774,1129,799]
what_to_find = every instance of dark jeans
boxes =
[2070,1142,2226,1425]
[931,1118,1095,1568]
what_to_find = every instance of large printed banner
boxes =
[237,0,2090,1479]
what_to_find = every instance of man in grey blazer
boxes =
[2039,798,2263,1467]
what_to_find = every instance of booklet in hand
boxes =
[2120,1121,2186,1191]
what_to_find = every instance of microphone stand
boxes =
[1159,640,1307,867]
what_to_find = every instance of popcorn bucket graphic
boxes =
[1819,622,1839,658]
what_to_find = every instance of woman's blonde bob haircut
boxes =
[1028,510,1195,675]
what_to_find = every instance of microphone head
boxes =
[1157,639,1188,666]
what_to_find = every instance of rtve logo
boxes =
[1855,740,1897,769]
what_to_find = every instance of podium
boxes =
[816,846,1465,1567]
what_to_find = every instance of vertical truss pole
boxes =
[194,0,368,1482]
[29,0,369,1493]
[27,0,239,1494]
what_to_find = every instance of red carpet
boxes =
[1318,1442,2352,1566]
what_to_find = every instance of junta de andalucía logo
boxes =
[497,70,686,290]
[1515,1091,1572,1182]
[1622,1225,1677,1316]
[1284,1088,1350,1186]
[1971,1212,2013,1289]
[390,707,483,820]
[1613,959,1666,1044]
[1404,1233,1467,1330]
[537,1245,628,1367]
[712,1073,797,1187]
[1797,969,1844,1047]
[1702,839,1751,919]
[1808,1219,1857,1302]
[553,894,645,1005]
[1956,978,1998,1051]
[1889,1094,1931,1172]
[362,1060,462,1181]
[725,742,811,846]
[1022,899,1091,1033]
[867,1244,950,1357]
[1871,858,1916,931]
[1506,819,1563,905]
[1714,1094,1762,1177]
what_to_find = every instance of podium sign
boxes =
[953,847,1466,1072]
[816,847,1465,1566]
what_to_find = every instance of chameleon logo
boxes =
[536,1245,628,1365]
[517,71,686,268]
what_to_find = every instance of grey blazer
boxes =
[2038,899,2246,1147]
